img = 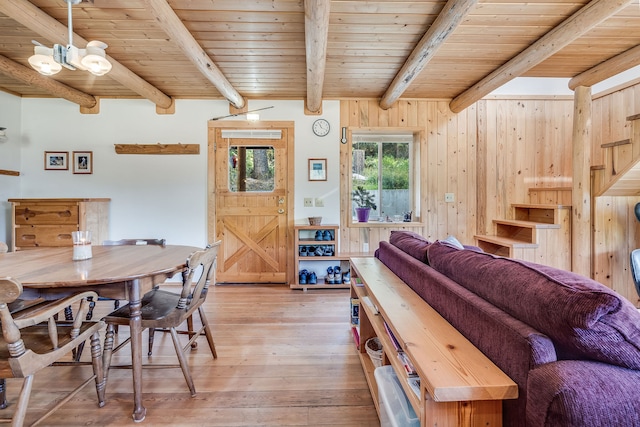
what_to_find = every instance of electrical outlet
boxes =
[315,198,324,207]
[304,198,313,207]
[445,193,455,203]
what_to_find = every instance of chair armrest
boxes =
[13,291,99,329]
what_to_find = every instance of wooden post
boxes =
[572,85,592,276]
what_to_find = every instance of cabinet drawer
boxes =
[14,203,79,225]
[15,225,76,248]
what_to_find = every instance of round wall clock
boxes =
[312,118,330,137]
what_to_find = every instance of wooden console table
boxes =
[350,257,517,427]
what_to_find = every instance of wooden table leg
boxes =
[128,279,146,423]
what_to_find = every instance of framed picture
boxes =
[44,151,69,170]
[308,158,327,181]
[72,151,93,174]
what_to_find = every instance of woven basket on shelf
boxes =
[365,337,383,368]
[308,216,322,226]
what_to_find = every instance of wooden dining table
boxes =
[0,244,201,422]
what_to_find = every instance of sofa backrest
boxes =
[427,241,640,370]
[376,241,557,427]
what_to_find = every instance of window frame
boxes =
[348,129,421,225]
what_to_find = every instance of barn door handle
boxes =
[278,209,284,214]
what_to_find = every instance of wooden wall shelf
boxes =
[0,169,20,176]
[114,144,200,155]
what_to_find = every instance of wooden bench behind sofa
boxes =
[350,257,517,427]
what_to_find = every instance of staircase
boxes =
[475,203,571,270]
[592,114,640,197]
[473,115,640,271]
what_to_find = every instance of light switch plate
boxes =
[445,193,455,203]
[304,198,313,207]
[315,198,324,207]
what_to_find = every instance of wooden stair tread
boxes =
[493,219,560,229]
[595,154,640,197]
[474,235,539,248]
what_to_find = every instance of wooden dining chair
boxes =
[0,241,49,315]
[0,278,106,426]
[99,239,167,355]
[102,239,166,247]
[103,241,221,397]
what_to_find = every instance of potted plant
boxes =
[352,186,377,222]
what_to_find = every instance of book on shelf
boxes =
[361,296,379,314]
[384,321,401,351]
[350,298,360,326]
[407,376,420,398]
[398,352,417,376]
[351,277,364,287]
[351,325,360,348]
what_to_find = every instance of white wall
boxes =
[6,97,340,248]
[0,91,22,247]
[491,67,640,96]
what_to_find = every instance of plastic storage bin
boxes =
[374,365,419,427]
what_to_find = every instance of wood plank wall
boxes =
[339,94,639,306]
[592,85,640,305]
[339,98,573,255]
[477,98,574,235]
[339,100,477,254]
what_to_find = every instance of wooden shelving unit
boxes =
[291,224,351,290]
[349,257,518,427]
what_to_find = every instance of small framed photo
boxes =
[72,151,93,174]
[308,158,327,181]
[44,151,69,170]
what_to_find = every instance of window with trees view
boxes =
[351,133,419,221]
[228,146,275,192]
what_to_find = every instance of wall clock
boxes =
[312,118,330,137]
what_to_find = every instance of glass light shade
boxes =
[28,46,62,76]
[81,41,112,76]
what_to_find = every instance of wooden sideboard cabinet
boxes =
[9,198,110,251]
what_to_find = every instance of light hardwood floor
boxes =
[8,285,379,426]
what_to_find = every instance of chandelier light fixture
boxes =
[28,0,112,77]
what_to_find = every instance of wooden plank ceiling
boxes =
[0,0,639,113]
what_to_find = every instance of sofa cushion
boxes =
[527,360,640,427]
[389,231,431,263]
[427,241,640,370]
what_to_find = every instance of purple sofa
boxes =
[375,231,640,427]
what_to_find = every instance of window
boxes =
[351,132,419,221]
[228,146,275,192]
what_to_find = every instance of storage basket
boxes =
[365,337,383,368]
[308,216,322,226]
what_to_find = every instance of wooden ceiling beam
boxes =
[569,44,640,90]
[449,0,633,113]
[145,0,245,109]
[0,0,173,110]
[0,54,97,110]
[379,0,479,110]
[304,0,330,114]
